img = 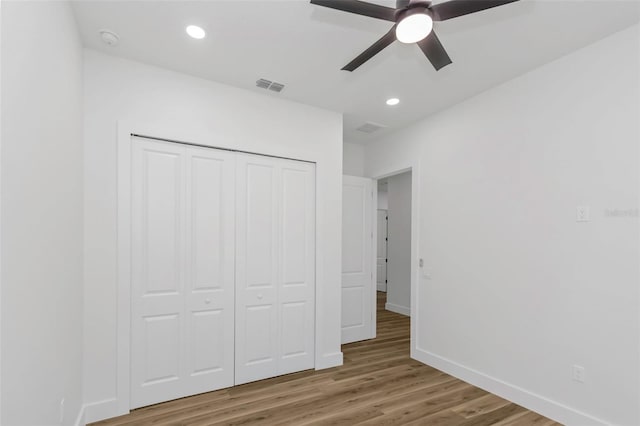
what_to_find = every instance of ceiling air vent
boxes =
[269,82,285,93]
[356,122,386,133]
[256,78,285,93]
[256,78,272,89]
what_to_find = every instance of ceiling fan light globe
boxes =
[395,13,433,44]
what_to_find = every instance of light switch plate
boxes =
[576,206,590,222]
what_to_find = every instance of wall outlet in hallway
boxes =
[572,365,585,383]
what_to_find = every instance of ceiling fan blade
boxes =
[310,0,396,22]
[417,31,452,71]
[430,0,520,21]
[342,25,397,72]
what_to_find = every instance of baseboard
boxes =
[385,302,410,316]
[316,351,343,370]
[83,398,121,424]
[413,348,608,426]
[376,284,387,292]
[73,403,86,426]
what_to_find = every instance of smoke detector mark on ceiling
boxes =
[356,122,386,133]
[256,78,285,93]
[99,30,119,46]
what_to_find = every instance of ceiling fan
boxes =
[310,0,520,71]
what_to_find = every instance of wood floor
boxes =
[91,293,561,426]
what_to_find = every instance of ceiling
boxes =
[71,0,639,144]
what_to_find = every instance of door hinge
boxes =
[385,259,388,263]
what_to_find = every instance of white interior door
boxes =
[234,154,279,384]
[278,159,316,375]
[235,154,315,385]
[341,175,374,344]
[183,146,236,394]
[376,210,388,292]
[130,138,235,409]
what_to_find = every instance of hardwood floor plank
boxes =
[91,292,560,426]
[451,393,512,418]
[299,407,385,425]
[357,385,488,425]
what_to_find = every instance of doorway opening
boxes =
[376,171,412,317]
[339,169,414,347]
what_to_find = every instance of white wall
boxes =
[343,142,365,176]
[82,50,343,421]
[364,25,639,426]
[1,2,84,425]
[385,172,412,316]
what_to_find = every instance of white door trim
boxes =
[372,166,419,360]
[376,209,388,292]
[116,121,324,417]
[372,182,378,338]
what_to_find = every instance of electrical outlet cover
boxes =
[572,365,585,383]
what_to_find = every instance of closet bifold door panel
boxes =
[130,138,236,409]
[235,154,316,385]
[277,158,315,376]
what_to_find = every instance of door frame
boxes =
[115,121,322,415]
[376,208,388,293]
[371,166,419,358]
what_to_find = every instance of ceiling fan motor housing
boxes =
[395,5,432,23]
[396,0,431,11]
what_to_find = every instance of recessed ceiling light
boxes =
[386,98,400,106]
[186,25,206,39]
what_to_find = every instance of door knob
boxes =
[257,294,263,300]
[205,298,211,304]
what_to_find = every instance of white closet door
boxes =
[183,146,235,394]
[278,159,315,375]
[131,138,186,408]
[235,154,315,384]
[234,154,279,384]
[341,175,374,344]
[130,138,235,408]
